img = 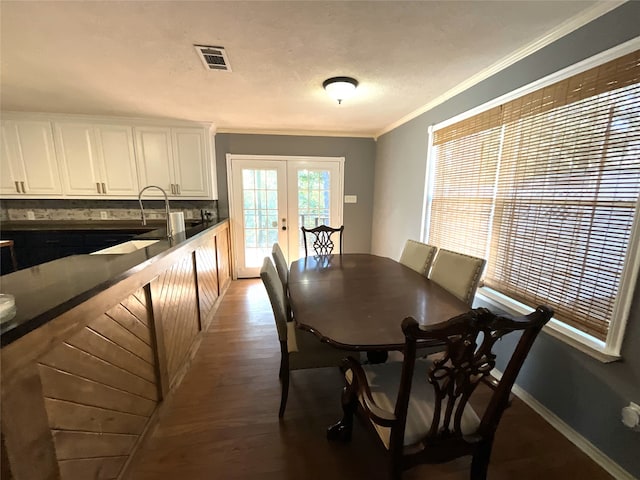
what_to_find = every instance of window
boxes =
[425,45,640,359]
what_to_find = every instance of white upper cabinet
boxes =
[136,126,211,198]
[0,113,216,199]
[172,128,208,197]
[55,123,139,197]
[0,120,62,196]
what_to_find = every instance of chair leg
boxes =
[327,384,357,442]
[278,368,290,418]
[278,348,290,418]
[470,438,493,480]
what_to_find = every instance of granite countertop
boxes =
[0,219,227,347]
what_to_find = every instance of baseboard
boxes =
[491,369,636,480]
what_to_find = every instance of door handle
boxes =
[281,218,287,231]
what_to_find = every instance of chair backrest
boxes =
[271,243,288,289]
[399,240,437,276]
[260,257,288,342]
[428,249,486,306]
[392,306,553,453]
[301,225,344,256]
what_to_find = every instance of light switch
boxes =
[344,195,357,204]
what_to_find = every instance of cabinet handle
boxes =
[96,182,101,194]
[20,181,26,193]
[15,181,20,193]
[177,184,181,195]
[170,184,175,194]
[102,183,106,194]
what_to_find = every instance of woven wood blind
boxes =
[429,50,640,341]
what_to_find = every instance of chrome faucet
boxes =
[138,185,172,239]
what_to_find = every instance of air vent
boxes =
[194,45,232,72]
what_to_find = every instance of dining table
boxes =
[287,253,471,354]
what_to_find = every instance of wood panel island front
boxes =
[0,219,231,480]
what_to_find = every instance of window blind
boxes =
[429,50,640,341]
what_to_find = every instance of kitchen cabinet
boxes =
[135,126,211,198]
[54,123,139,197]
[0,120,62,197]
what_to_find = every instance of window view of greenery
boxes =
[298,170,331,255]
[242,169,278,268]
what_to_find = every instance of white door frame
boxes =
[226,153,345,279]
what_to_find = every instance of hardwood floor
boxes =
[126,279,613,480]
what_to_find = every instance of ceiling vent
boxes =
[194,45,232,72]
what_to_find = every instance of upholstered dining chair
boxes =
[271,243,289,293]
[260,257,346,417]
[327,306,553,480]
[428,249,486,306]
[399,240,437,276]
[301,225,344,256]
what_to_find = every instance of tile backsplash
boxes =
[0,199,218,223]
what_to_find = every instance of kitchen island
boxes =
[0,219,231,480]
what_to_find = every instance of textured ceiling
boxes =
[0,1,617,137]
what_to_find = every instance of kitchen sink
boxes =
[90,239,160,255]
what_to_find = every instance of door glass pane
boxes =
[297,169,332,256]
[243,168,279,268]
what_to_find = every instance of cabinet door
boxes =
[95,125,139,196]
[135,127,174,197]
[171,128,209,198]
[1,120,62,196]
[55,123,102,196]
[0,124,21,195]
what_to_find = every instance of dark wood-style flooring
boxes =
[126,279,613,480]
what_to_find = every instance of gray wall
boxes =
[215,133,376,254]
[372,3,640,476]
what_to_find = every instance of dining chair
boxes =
[271,242,289,292]
[301,225,344,256]
[428,249,486,306]
[327,306,554,480]
[399,240,437,276]
[260,257,346,417]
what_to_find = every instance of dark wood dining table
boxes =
[288,253,471,352]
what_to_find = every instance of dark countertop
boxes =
[0,219,203,232]
[0,219,228,347]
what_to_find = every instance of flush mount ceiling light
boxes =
[323,76,358,104]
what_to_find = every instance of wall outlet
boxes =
[100,211,108,220]
[27,211,35,220]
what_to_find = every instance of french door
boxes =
[228,155,344,278]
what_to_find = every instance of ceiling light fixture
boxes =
[323,76,358,105]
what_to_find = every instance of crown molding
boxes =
[216,127,375,139]
[375,0,626,139]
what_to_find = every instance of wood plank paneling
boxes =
[52,431,137,460]
[44,398,148,435]
[216,226,231,293]
[196,242,219,330]
[123,289,151,328]
[65,328,156,383]
[151,256,200,386]
[90,315,154,364]
[1,363,60,480]
[106,303,152,346]
[58,457,126,480]
[38,364,156,417]
[40,343,158,400]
